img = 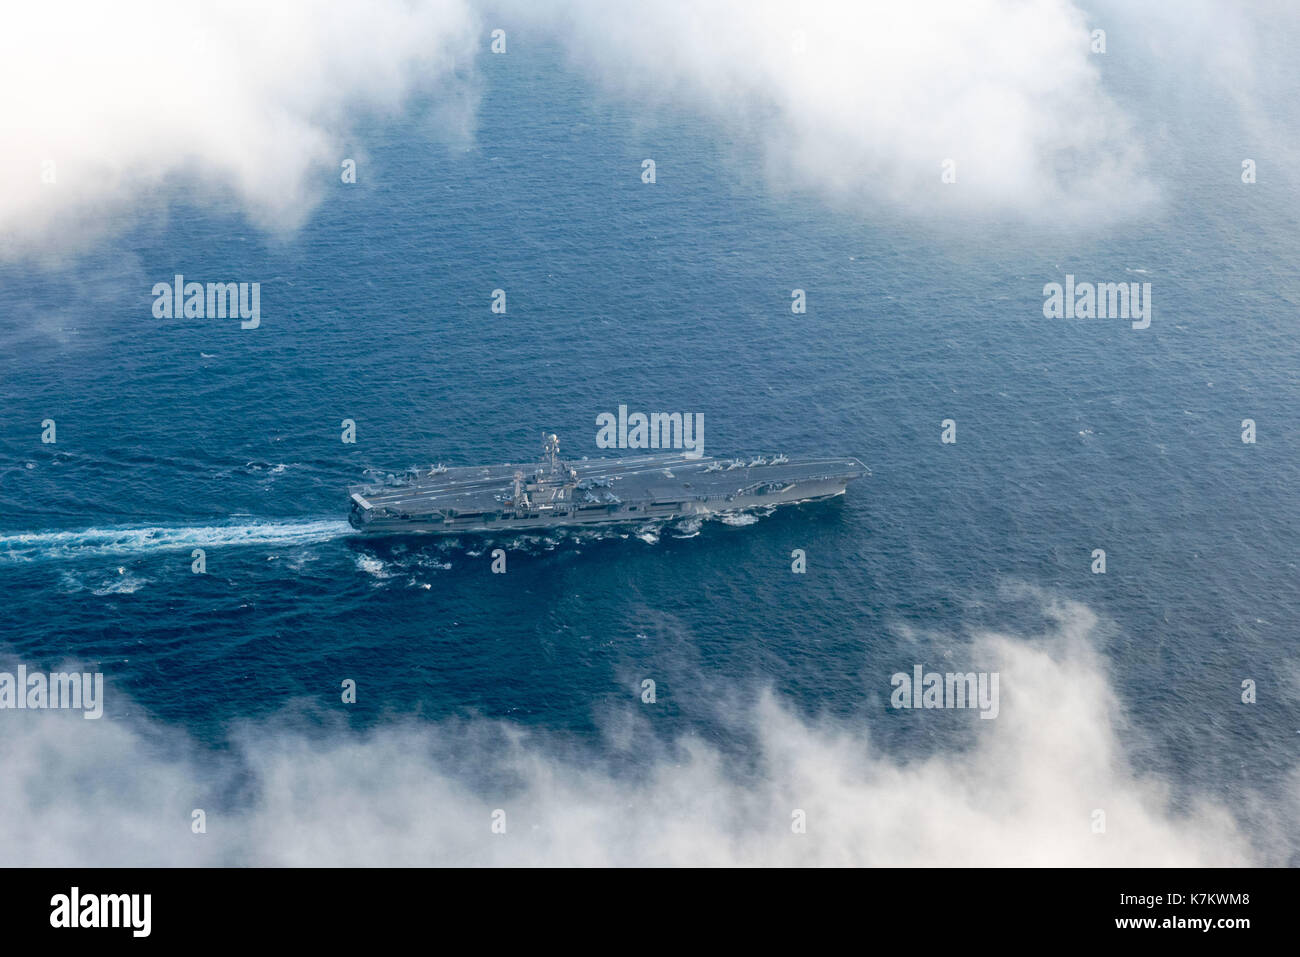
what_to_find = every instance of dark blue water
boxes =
[1,40,1297,862]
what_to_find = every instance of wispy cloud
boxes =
[517,0,1153,222]
[4,1,1298,259]
[0,598,1284,866]
[0,0,480,257]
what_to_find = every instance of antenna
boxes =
[541,432,562,475]
[513,470,526,509]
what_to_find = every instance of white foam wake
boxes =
[0,520,353,563]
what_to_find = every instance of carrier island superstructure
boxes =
[347,433,868,535]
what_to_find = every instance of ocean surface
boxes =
[1,40,1297,863]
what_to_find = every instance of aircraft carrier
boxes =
[347,434,868,536]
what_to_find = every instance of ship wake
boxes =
[0,520,353,563]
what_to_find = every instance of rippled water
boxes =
[1,41,1297,859]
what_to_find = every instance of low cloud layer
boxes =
[0,598,1284,866]
[530,0,1151,221]
[0,0,480,256]
[5,1,1299,258]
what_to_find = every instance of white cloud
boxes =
[1091,0,1300,170]
[524,0,1154,222]
[0,598,1284,866]
[5,0,1298,258]
[0,0,480,257]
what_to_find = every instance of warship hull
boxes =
[348,440,867,536]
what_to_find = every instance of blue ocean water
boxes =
[1,40,1297,857]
